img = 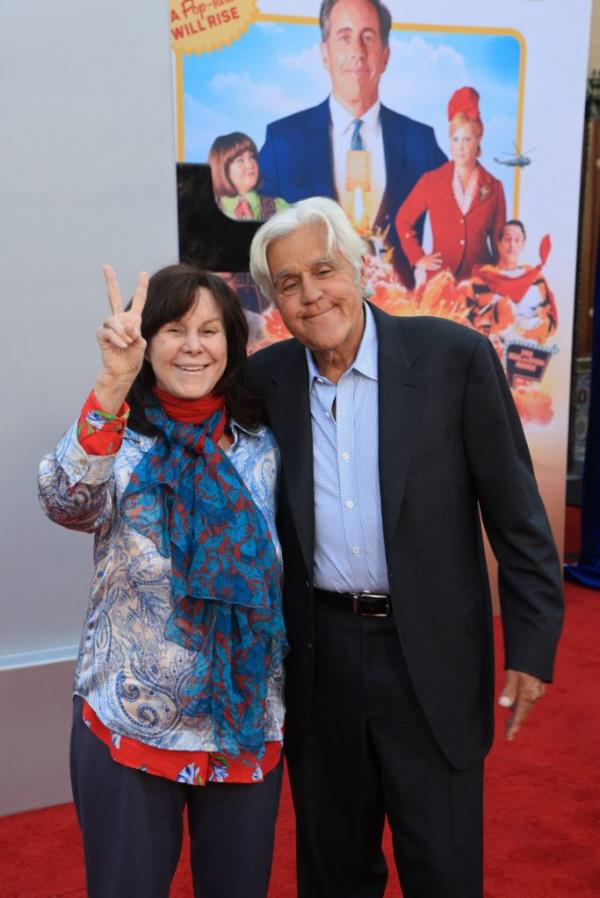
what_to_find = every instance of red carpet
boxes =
[2,517,599,897]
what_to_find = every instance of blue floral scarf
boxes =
[121,400,286,758]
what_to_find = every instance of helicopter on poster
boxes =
[495,144,535,167]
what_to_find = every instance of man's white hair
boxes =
[249,197,368,300]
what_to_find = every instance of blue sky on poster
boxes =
[182,21,521,204]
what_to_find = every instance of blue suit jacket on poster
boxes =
[258,98,447,284]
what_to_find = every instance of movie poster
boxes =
[169,0,592,553]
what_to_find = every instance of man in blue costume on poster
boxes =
[258,0,446,286]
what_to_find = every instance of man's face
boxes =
[320,0,390,114]
[267,224,365,360]
[498,225,525,270]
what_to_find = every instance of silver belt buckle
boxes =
[352,592,390,617]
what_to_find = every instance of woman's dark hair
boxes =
[127,263,262,435]
[208,132,261,198]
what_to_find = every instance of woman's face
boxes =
[450,123,480,167]
[146,288,228,400]
[228,150,259,195]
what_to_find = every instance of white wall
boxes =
[0,0,178,813]
[589,0,600,71]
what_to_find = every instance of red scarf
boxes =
[473,234,551,302]
[152,386,226,440]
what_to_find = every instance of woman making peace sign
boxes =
[39,264,286,898]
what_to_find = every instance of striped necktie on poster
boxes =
[351,118,364,151]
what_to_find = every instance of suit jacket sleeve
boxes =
[462,336,563,682]
[258,124,281,199]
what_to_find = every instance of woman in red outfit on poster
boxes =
[395,87,506,283]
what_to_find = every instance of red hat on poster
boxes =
[448,87,483,129]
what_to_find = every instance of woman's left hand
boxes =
[94,265,149,414]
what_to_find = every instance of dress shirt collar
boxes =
[306,302,379,385]
[329,95,381,141]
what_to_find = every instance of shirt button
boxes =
[459,239,465,245]
[352,547,360,555]
[341,452,350,460]
[346,500,354,509]
[316,377,324,384]
[325,412,331,419]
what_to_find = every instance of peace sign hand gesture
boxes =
[94,265,149,415]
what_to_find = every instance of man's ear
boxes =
[359,256,369,293]
[382,45,390,73]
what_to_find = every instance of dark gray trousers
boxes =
[70,696,283,898]
[286,601,484,898]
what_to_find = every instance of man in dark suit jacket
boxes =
[258,0,446,286]
[247,197,563,898]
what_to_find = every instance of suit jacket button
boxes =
[307,641,313,650]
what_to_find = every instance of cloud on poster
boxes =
[276,43,330,95]
[253,21,286,34]
[208,71,305,118]
[381,37,469,122]
[183,94,233,160]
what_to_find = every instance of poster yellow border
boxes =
[173,14,526,217]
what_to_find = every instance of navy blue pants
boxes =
[70,696,283,898]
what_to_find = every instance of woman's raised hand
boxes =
[94,265,149,414]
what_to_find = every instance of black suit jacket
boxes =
[246,306,563,769]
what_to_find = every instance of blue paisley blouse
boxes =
[38,420,284,752]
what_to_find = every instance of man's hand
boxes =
[498,669,546,741]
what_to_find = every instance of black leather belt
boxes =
[314,588,392,618]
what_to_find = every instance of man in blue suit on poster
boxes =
[258,0,446,286]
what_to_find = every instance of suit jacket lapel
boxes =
[305,99,336,198]
[467,165,494,217]
[265,341,315,577]
[438,163,458,210]
[370,305,424,556]
[376,104,406,227]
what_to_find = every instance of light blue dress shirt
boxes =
[307,303,389,593]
